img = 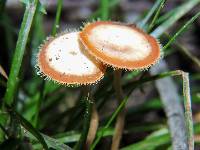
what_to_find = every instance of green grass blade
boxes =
[182,73,194,150]
[163,11,200,50]
[90,96,129,150]
[151,0,200,37]
[89,0,119,20]
[100,0,109,20]
[10,109,48,150]
[74,89,92,150]
[3,0,39,106]
[155,8,178,25]
[42,134,72,150]
[51,0,63,36]
[138,0,162,28]
[147,0,167,32]
[121,128,170,150]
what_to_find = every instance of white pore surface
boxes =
[46,32,99,76]
[89,24,152,61]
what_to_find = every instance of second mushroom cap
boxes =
[79,21,161,70]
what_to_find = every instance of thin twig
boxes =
[111,70,125,150]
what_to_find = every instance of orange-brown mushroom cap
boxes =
[37,32,106,85]
[79,21,161,70]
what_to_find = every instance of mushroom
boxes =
[36,31,106,85]
[36,31,106,149]
[79,21,161,150]
[79,21,161,70]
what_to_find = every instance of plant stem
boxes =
[182,72,194,150]
[74,86,93,150]
[111,70,125,150]
[3,0,39,106]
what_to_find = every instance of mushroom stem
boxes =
[86,104,99,149]
[111,70,126,150]
[74,86,93,150]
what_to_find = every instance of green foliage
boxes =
[4,0,39,106]
[20,0,47,14]
[0,0,200,149]
[151,0,200,37]
[10,109,48,150]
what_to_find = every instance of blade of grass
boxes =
[163,11,200,50]
[90,96,129,150]
[151,0,200,37]
[138,0,162,28]
[94,70,182,108]
[51,0,63,36]
[182,73,194,150]
[31,122,200,149]
[0,111,9,141]
[42,134,72,150]
[100,0,109,20]
[122,128,170,150]
[155,8,178,25]
[3,0,39,106]
[121,128,170,150]
[9,109,48,150]
[89,0,119,20]
[147,0,167,33]
[74,87,92,150]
